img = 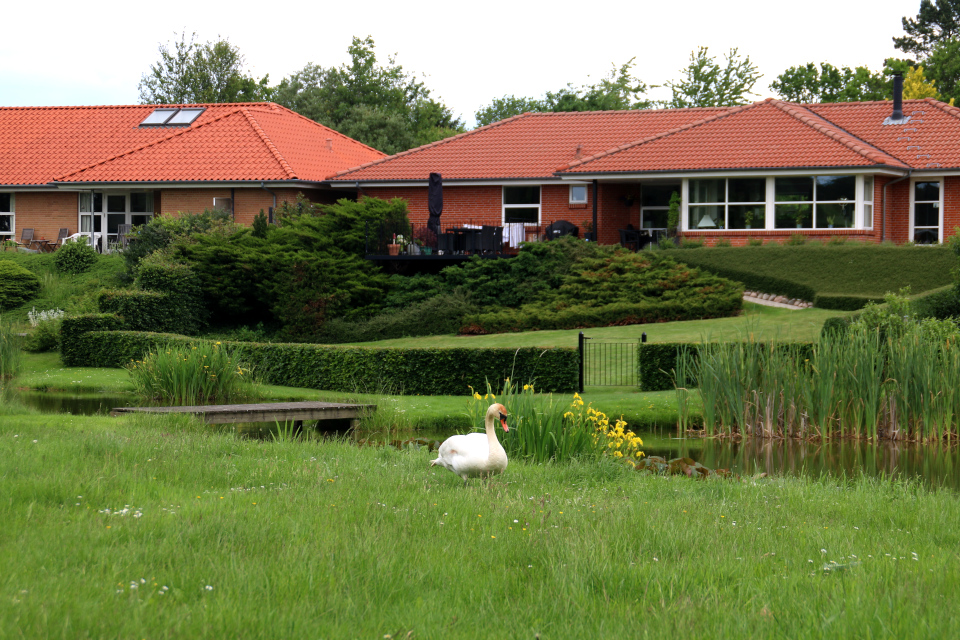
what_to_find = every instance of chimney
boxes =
[883,73,910,125]
[326,138,333,151]
[575,144,582,160]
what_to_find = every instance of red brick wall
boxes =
[944,176,960,241]
[12,192,77,242]
[877,176,910,243]
[159,187,346,225]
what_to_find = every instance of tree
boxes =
[894,0,960,57]
[659,47,761,108]
[274,36,464,155]
[139,32,272,104]
[770,62,890,103]
[474,59,650,127]
[903,65,941,99]
[923,37,960,103]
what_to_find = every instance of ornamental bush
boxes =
[0,261,42,309]
[54,239,98,275]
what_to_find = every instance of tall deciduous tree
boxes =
[894,0,960,57]
[922,37,960,102]
[770,62,890,103]
[274,36,464,155]
[139,32,272,104]
[474,59,650,127]
[659,47,761,108]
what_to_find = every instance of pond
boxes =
[16,391,960,490]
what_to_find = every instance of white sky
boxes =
[1,0,917,128]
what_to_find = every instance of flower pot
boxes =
[422,247,433,256]
[409,244,421,256]
[387,243,400,256]
[796,223,803,229]
[745,224,751,229]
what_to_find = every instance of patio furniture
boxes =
[50,228,70,251]
[480,225,503,254]
[619,228,641,251]
[15,228,34,250]
[438,233,454,255]
[116,224,132,251]
[544,220,579,240]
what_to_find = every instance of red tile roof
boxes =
[0,103,384,186]
[332,98,959,182]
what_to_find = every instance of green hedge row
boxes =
[912,285,960,319]
[812,293,885,311]
[97,289,198,335]
[59,317,579,395]
[675,264,817,303]
[462,297,742,335]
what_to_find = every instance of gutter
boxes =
[260,181,277,223]
[881,172,911,242]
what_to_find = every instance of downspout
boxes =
[592,180,598,242]
[882,172,911,243]
[356,181,366,200]
[230,187,235,221]
[260,182,277,223]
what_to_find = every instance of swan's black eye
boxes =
[499,413,507,421]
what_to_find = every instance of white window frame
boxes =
[0,192,14,240]
[681,175,874,231]
[687,178,766,230]
[78,191,155,251]
[569,184,588,205]
[502,185,541,225]
[910,177,943,244]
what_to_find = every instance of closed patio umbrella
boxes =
[427,172,443,238]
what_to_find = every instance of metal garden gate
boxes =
[578,332,641,390]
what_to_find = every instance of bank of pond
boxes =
[18,389,960,491]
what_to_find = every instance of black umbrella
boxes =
[427,172,443,239]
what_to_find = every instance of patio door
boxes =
[640,183,680,241]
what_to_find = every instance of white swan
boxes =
[431,403,509,484]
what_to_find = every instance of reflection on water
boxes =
[17,391,960,490]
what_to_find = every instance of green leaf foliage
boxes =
[97,289,194,335]
[60,314,125,367]
[134,251,207,334]
[894,0,960,57]
[320,292,476,344]
[54,239,98,275]
[659,47,761,108]
[0,261,41,310]
[771,62,890,103]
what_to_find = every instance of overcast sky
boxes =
[1,0,918,128]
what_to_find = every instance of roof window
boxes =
[139,107,205,127]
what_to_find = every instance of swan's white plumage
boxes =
[431,403,508,483]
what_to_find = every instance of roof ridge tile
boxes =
[249,103,386,157]
[239,108,298,179]
[924,97,960,120]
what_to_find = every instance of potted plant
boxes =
[793,207,809,229]
[826,214,835,229]
[744,209,754,229]
[414,227,436,255]
[387,233,400,256]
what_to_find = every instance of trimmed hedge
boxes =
[59,321,579,395]
[98,289,196,335]
[0,261,42,310]
[812,293,884,311]
[60,314,126,366]
[912,285,960,319]
[684,264,817,303]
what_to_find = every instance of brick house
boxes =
[329,90,960,247]
[0,103,384,250]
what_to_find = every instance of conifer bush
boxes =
[0,261,42,309]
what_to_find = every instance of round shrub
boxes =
[23,319,61,353]
[55,239,98,274]
[0,261,42,310]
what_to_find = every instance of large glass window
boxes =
[688,178,764,230]
[503,186,540,224]
[914,180,940,244]
[0,193,13,240]
[640,184,678,230]
[775,176,854,229]
[863,176,874,229]
[78,191,155,249]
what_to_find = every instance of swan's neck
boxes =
[484,413,502,454]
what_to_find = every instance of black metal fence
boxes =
[579,332,640,390]
[365,221,550,257]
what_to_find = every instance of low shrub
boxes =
[60,314,126,366]
[912,285,960,319]
[680,239,705,249]
[747,237,764,247]
[97,289,193,335]
[786,233,808,246]
[23,318,62,353]
[827,236,848,246]
[813,293,884,311]
[54,239,98,275]
[321,292,476,343]
[714,238,732,247]
[0,261,42,310]
[134,251,206,334]
[820,316,853,338]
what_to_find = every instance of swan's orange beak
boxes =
[499,413,509,432]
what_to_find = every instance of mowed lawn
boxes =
[2,409,959,639]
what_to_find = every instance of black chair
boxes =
[544,220,579,240]
[480,225,503,254]
[619,228,641,251]
[438,233,454,255]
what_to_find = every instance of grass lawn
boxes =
[1,407,958,639]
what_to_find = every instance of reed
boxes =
[684,322,960,442]
[126,341,258,405]
[0,318,22,382]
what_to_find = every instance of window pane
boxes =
[107,195,126,213]
[130,193,153,212]
[167,108,204,125]
[817,203,854,228]
[815,175,855,201]
[641,184,677,206]
[915,202,939,227]
[131,215,152,227]
[863,176,874,203]
[642,209,668,228]
[728,178,765,203]
[503,186,540,205]
[80,215,92,233]
[569,185,587,203]
[107,213,125,235]
[140,109,177,126]
[0,193,10,212]
[690,205,723,229]
[775,177,813,202]
[689,179,725,204]
[914,228,939,244]
[0,214,11,233]
[504,207,539,223]
[775,203,812,228]
[93,192,103,212]
[729,205,763,229]
[915,181,940,201]
[79,193,91,213]
[864,203,873,228]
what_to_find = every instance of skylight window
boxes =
[139,107,206,127]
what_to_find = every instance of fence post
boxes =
[578,331,585,393]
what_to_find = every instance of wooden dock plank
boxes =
[110,401,376,425]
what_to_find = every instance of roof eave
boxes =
[554,165,911,180]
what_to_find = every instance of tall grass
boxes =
[0,318,22,382]
[687,325,960,442]
[126,341,258,405]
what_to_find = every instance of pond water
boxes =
[16,391,960,490]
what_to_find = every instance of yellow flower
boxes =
[474,393,482,400]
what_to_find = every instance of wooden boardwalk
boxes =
[110,401,376,426]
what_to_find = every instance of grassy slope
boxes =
[1,409,958,639]
[672,245,956,296]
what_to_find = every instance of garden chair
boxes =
[50,228,70,251]
[619,228,641,251]
[117,224,132,251]
[16,228,34,250]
